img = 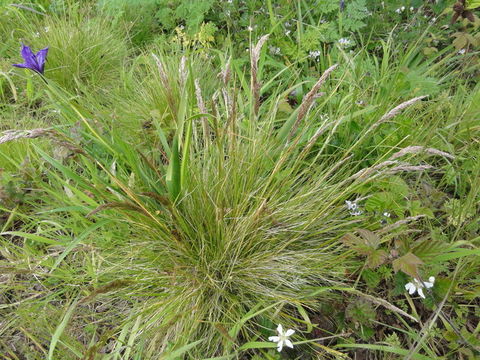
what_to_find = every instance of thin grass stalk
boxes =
[194,79,210,148]
[250,35,269,117]
[341,96,427,159]
[0,128,55,144]
[288,64,338,140]
[152,53,178,117]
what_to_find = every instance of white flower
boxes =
[308,50,321,60]
[458,49,466,55]
[395,8,402,14]
[401,6,405,11]
[405,277,435,299]
[285,29,291,36]
[345,200,362,216]
[247,26,253,32]
[268,324,295,352]
[269,46,281,55]
[383,211,391,218]
[338,37,352,47]
[410,7,414,11]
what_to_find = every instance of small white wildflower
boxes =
[269,46,281,55]
[430,17,437,24]
[44,26,50,32]
[345,200,362,216]
[383,211,391,218]
[401,6,405,11]
[308,50,321,60]
[405,277,435,299]
[285,29,291,36]
[395,8,402,14]
[458,49,466,55]
[338,38,352,47]
[268,324,295,352]
[33,31,40,38]
[410,7,414,11]
[247,25,253,32]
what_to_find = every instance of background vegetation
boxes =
[0,0,479,359]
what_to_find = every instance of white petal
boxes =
[424,281,434,289]
[277,324,283,335]
[285,329,295,336]
[277,341,283,352]
[418,288,425,299]
[268,336,280,342]
[405,283,416,294]
[284,339,294,348]
[428,276,435,284]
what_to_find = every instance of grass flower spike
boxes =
[405,277,435,299]
[13,44,49,74]
[269,324,295,352]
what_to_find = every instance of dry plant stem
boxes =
[194,79,210,147]
[288,64,338,140]
[389,145,455,161]
[349,289,418,323]
[219,57,231,86]
[0,128,54,145]
[378,215,425,234]
[179,56,187,87]
[379,96,427,123]
[152,53,177,116]
[342,96,427,159]
[250,35,269,116]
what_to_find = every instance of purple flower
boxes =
[13,44,49,74]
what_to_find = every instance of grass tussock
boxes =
[1,1,479,359]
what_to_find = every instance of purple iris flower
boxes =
[13,44,49,74]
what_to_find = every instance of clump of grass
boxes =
[0,33,456,358]
[4,4,128,93]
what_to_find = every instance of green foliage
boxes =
[1,0,480,359]
[343,0,370,32]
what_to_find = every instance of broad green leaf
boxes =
[392,252,423,278]
[367,249,388,269]
[466,0,480,9]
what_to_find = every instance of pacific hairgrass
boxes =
[1,2,480,357]
[2,32,469,358]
